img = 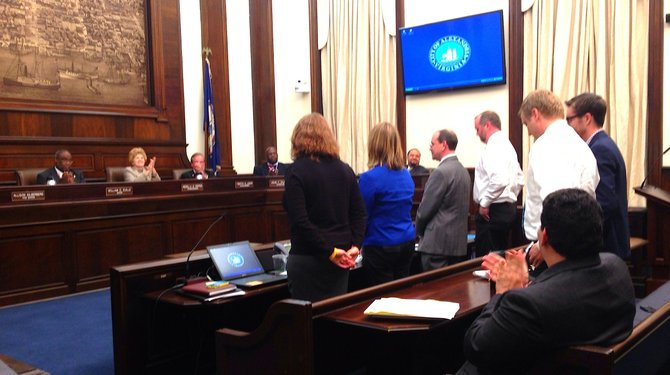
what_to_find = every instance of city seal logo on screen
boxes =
[429,35,471,72]
[227,252,245,268]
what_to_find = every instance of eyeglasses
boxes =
[566,113,583,123]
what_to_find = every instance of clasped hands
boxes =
[330,246,359,269]
[59,171,75,184]
[482,248,529,294]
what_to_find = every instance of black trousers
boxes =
[362,240,415,287]
[474,202,516,257]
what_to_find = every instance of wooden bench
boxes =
[216,256,669,375]
[214,259,488,375]
[531,281,670,374]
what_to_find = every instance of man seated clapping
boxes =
[457,188,635,374]
[37,149,85,185]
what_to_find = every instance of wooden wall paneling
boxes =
[508,0,524,161]
[232,208,270,243]
[170,216,232,254]
[200,0,235,175]
[647,0,663,188]
[0,234,68,304]
[270,210,290,242]
[249,0,278,165]
[396,0,406,149]
[75,224,165,284]
[308,0,323,113]
[0,0,188,185]
[0,179,293,306]
[645,0,669,291]
[148,0,169,123]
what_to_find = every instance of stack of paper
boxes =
[364,297,460,320]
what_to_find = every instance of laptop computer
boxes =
[207,240,287,288]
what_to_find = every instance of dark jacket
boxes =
[589,131,630,259]
[458,253,635,375]
[36,167,85,184]
[253,162,289,176]
[180,169,216,179]
[408,165,428,175]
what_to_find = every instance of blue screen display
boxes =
[399,10,506,94]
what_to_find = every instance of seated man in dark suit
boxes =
[253,146,288,176]
[406,148,428,175]
[457,188,635,375]
[37,149,85,185]
[180,152,216,179]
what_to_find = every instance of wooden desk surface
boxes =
[320,269,492,332]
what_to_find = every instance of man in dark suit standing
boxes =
[253,146,288,176]
[37,149,85,185]
[406,148,428,175]
[457,189,635,374]
[565,93,630,259]
[180,152,216,179]
[415,129,471,271]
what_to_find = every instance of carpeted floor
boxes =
[0,289,113,375]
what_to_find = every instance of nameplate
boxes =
[106,186,133,197]
[181,183,204,192]
[11,190,46,202]
[235,180,254,189]
[268,178,285,188]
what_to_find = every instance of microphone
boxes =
[179,212,227,286]
[640,145,670,188]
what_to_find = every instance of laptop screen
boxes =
[207,241,265,280]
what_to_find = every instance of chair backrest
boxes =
[172,168,191,180]
[15,168,46,186]
[106,167,127,182]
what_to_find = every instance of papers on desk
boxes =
[363,297,460,320]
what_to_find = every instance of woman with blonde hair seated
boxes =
[124,147,161,182]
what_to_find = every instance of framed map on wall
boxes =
[0,0,149,107]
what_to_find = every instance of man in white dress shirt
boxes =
[519,90,600,271]
[473,111,524,257]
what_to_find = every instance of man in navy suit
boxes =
[565,93,630,259]
[180,152,216,179]
[253,146,288,176]
[36,149,85,185]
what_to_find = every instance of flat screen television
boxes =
[399,10,506,94]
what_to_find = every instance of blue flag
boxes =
[203,57,221,171]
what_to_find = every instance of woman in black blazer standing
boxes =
[283,113,367,301]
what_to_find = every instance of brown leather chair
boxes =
[106,167,127,182]
[15,168,46,186]
[172,168,191,180]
